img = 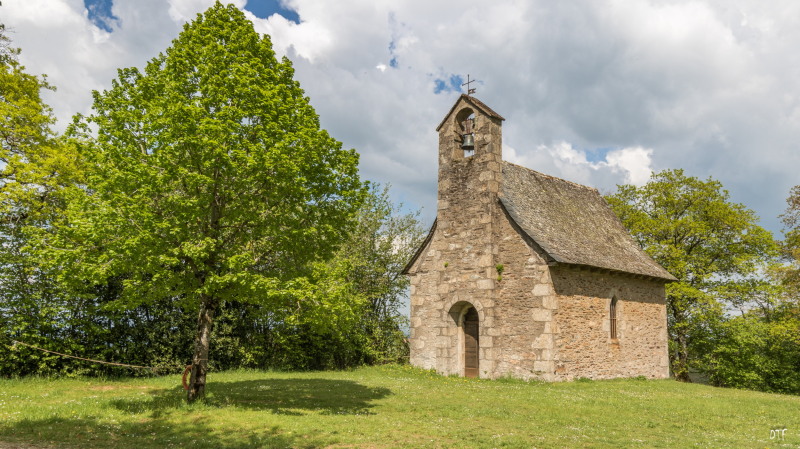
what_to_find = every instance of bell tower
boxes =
[435,94,505,222]
[425,94,505,378]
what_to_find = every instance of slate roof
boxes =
[500,162,675,281]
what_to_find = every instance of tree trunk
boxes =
[667,297,691,382]
[187,295,217,402]
[673,334,691,382]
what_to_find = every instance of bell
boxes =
[461,133,475,150]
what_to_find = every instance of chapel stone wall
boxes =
[550,267,670,380]
[489,207,556,380]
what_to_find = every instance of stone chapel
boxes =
[402,94,676,381]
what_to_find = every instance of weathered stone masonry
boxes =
[404,95,674,381]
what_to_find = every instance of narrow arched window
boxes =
[610,297,618,340]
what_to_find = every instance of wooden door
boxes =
[464,307,479,378]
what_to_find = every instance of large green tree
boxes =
[606,169,777,381]
[46,3,364,400]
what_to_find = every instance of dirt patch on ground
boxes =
[86,385,117,391]
[0,442,56,449]
[86,385,153,392]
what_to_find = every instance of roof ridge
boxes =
[502,161,599,193]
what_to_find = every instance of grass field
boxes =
[0,364,798,448]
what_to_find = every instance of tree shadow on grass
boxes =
[109,378,392,417]
[1,377,391,448]
[1,415,310,449]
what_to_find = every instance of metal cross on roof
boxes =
[462,74,477,95]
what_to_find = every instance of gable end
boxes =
[435,94,505,131]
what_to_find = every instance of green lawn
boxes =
[0,365,798,448]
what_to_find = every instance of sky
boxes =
[2,0,799,236]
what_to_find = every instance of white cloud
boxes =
[506,142,653,190]
[166,0,239,22]
[3,0,799,233]
[252,12,333,63]
[605,147,653,186]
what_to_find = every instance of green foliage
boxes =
[702,186,800,393]
[606,169,779,382]
[606,169,776,286]
[695,310,800,394]
[211,185,425,371]
[333,185,425,363]
[2,279,198,377]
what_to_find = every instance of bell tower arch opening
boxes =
[455,107,476,158]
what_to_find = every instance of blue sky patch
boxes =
[244,0,300,24]
[433,74,465,94]
[387,39,399,68]
[84,0,119,32]
[584,147,613,163]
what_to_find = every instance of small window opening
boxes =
[610,297,618,340]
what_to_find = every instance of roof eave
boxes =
[547,260,678,283]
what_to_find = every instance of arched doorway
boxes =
[463,307,479,378]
